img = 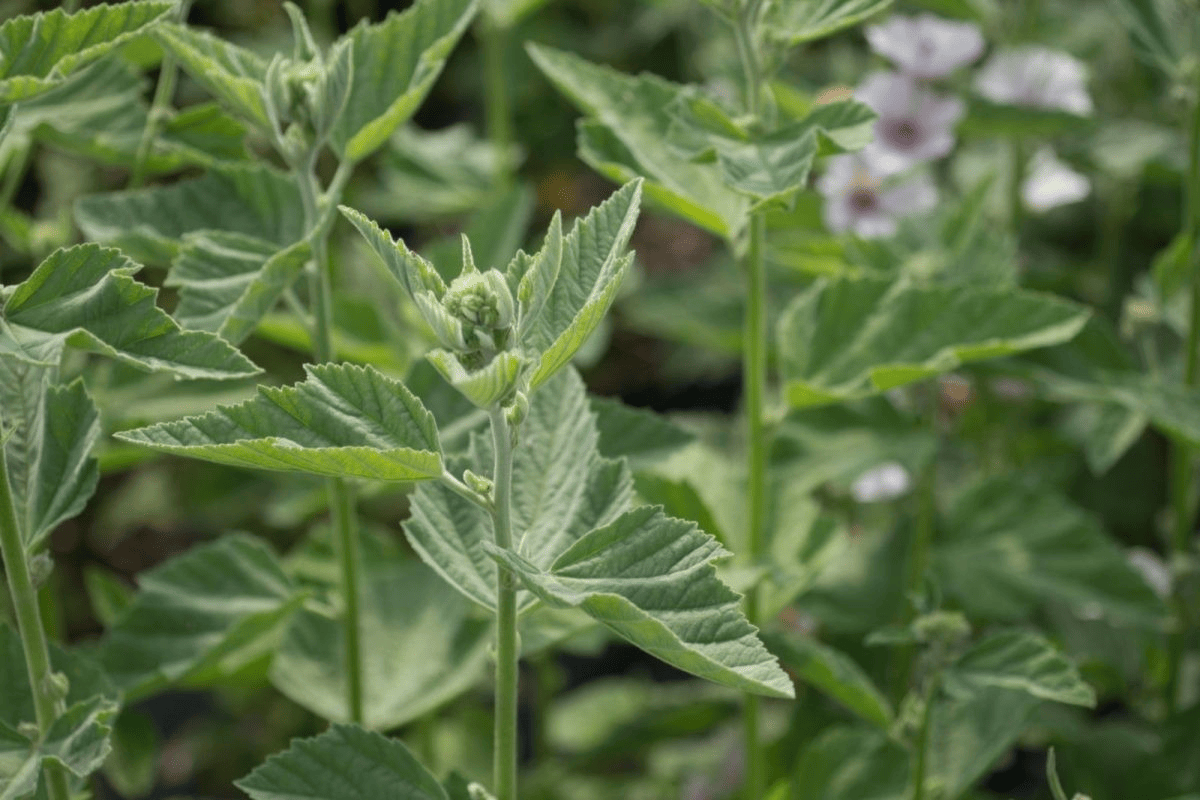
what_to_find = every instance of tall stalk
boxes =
[1166,86,1200,714]
[0,442,73,800]
[488,405,519,800]
[480,12,514,187]
[129,0,193,189]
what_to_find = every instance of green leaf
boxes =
[590,396,694,465]
[1,245,259,380]
[0,696,119,800]
[23,380,100,551]
[488,505,795,698]
[933,479,1167,626]
[799,99,878,155]
[0,3,173,102]
[153,23,271,129]
[763,632,893,728]
[523,180,642,388]
[101,711,159,800]
[778,277,1090,407]
[1108,0,1194,76]
[115,363,443,482]
[405,368,631,610]
[528,43,748,238]
[96,534,302,700]
[339,206,447,300]
[961,96,1093,139]
[270,555,490,729]
[0,623,118,729]
[167,233,312,344]
[236,724,447,800]
[944,630,1096,707]
[768,0,894,45]
[926,687,1040,799]
[75,164,305,265]
[331,0,479,162]
[791,726,909,800]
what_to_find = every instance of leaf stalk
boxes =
[129,0,194,189]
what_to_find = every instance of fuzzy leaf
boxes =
[792,727,909,800]
[339,206,446,298]
[944,631,1096,707]
[115,363,442,481]
[0,697,119,800]
[0,357,49,548]
[331,0,479,162]
[153,23,270,129]
[236,725,447,800]
[23,380,100,551]
[590,395,694,464]
[769,0,894,45]
[764,632,893,728]
[0,3,172,102]
[1,245,259,379]
[97,535,302,700]
[778,278,1090,407]
[488,506,794,698]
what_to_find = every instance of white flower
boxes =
[865,13,985,79]
[851,461,913,503]
[1126,548,1171,600]
[1021,148,1091,211]
[974,46,1093,116]
[817,153,937,239]
[856,71,964,175]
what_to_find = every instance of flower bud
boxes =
[504,391,529,428]
[464,469,493,497]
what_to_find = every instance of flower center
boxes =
[849,188,878,212]
[882,118,920,150]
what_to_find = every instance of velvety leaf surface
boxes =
[1,245,259,379]
[791,726,909,800]
[489,506,795,698]
[590,395,694,464]
[97,534,302,700]
[944,631,1097,707]
[236,725,447,800]
[764,631,893,728]
[778,277,1090,407]
[0,3,172,101]
[0,697,119,800]
[24,380,100,551]
[153,23,271,129]
[768,0,894,44]
[115,363,443,481]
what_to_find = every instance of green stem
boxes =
[0,441,72,800]
[488,406,519,800]
[1166,89,1200,715]
[128,0,192,189]
[1009,138,1025,235]
[911,675,939,800]
[479,16,514,185]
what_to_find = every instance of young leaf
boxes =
[331,0,479,162]
[339,206,447,299]
[153,23,271,130]
[0,2,173,102]
[767,0,894,45]
[96,534,302,700]
[236,724,448,800]
[763,632,894,728]
[488,506,795,698]
[777,277,1090,407]
[943,630,1097,707]
[115,363,443,482]
[1,245,259,379]
[0,696,119,800]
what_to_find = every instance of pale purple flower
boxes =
[851,461,913,503]
[1022,148,1091,211]
[856,71,964,175]
[974,46,1093,116]
[817,153,937,238]
[865,13,985,79]
[1126,548,1171,600]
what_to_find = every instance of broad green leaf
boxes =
[331,0,479,162]
[800,99,878,155]
[485,0,553,27]
[590,396,694,465]
[102,711,158,800]
[791,726,909,800]
[167,233,312,344]
[0,3,172,102]
[405,369,631,610]
[944,630,1096,707]
[633,473,725,540]
[778,277,1090,407]
[769,0,894,45]
[24,380,100,551]
[153,23,271,129]
[0,696,118,800]
[933,479,1167,626]
[714,132,819,209]
[339,206,447,299]
[115,363,443,481]
[1,245,259,380]
[1040,370,1200,448]
[96,534,302,700]
[0,624,118,728]
[236,724,447,800]
[528,43,748,238]
[270,555,490,729]
[763,632,893,728]
[75,164,304,265]
[523,180,642,388]
[488,505,795,698]
[1060,401,1147,475]
[926,687,1040,799]
[0,356,50,547]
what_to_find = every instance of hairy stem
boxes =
[1009,139,1025,235]
[911,675,939,800]
[480,15,514,186]
[0,442,72,800]
[128,0,192,189]
[489,405,519,800]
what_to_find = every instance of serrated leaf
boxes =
[763,632,893,728]
[0,3,173,102]
[96,534,302,700]
[76,164,304,265]
[405,369,631,610]
[528,43,748,238]
[926,687,1040,799]
[1,245,259,380]
[24,380,100,551]
[791,726,909,800]
[523,180,642,388]
[167,233,311,344]
[768,0,894,45]
[115,363,442,481]
[331,0,479,162]
[237,725,447,800]
[778,277,1090,407]
[590,395,695,465]
[0,696,119,800]
[153,23,270,129]
[944,630,1096,707]
[339,206,446,299]
[488,506,793,697]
